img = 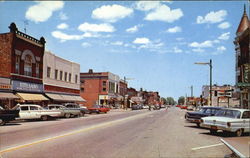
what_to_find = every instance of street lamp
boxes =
[194,59,212,106]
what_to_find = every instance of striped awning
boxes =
[0,92,19,99]
[16,93,49,101]
[46,93,86,102]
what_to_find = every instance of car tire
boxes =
[97,111,100,114]
[235,129,243,137]
[210,129,217,135]
[196,123,200,127]
[65,113,71,118]
[80,112,85,117]
[41,115,48,121]
[0,119,6,126]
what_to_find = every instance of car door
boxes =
[29,106,41,119]
[241,111,250,132]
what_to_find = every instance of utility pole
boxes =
[191,85,193,97]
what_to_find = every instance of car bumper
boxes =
[186,118,201,123]
[200,124,234,132]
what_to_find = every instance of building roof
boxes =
[236,5,250,34]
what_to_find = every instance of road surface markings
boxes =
[0,111,151,154]
[191,143,224,151]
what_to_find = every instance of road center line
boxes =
[0,112,151,154]
[191,143,224,151]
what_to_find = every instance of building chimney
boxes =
[89,69,93,73]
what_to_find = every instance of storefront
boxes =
[45,93,85,104]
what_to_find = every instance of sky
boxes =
[0,1,249,100]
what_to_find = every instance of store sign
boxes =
[12,80,43,92]
[236,82,250,87]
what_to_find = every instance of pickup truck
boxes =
[201,108,250,136]
[0,106,19,125]
[13,104,62,121]
[47,104,81,118]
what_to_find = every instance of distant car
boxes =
[153,105,160,110]
[131,104,142,110]
[160,104,166,108]
[47,104,81,118]
[180,105,187,109]
[185,106,223,127]
[187,105,195,111]
[64,103,87,116]
[13,104,61,121]
[88,105,110,114]
[0,106,19,126]
[142,105,149,109]
[201,108,250,136]
[176,105,181,108]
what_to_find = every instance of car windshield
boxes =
[199,108,207,113]
[215,109,241,118]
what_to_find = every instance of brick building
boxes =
[43,51,85,104]
[0,23,48,108]
[80,69,122,108]
[147,91,161,105]
[234,5,250,109]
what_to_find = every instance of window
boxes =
[81,87,84,92]
[47,67,51,78]
[24,55,32,76]
[69,73,71,82]
[20,106,29,111]
[81,80,85,84]
[30,106,38,110]
[15,55,20,74]
[60,71,63,80]
[102,81,106,86]
[75,75,78,83]
[103,87,107,92]
[55,69,58,80]
[36,63,39,77]
[64,72,67,82]
[242,111,250,118]
[102,81,106,92]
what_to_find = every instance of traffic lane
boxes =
[0,110,164,158]
[0,109,148,149]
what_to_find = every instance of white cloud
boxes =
[192,48,205,53]
[217,46,226,51]
[196,10,227,24]
[189,40,213,48]
[218,32,230,40]
[133,37,151,44]
[111,41,123,46]
[218,22,231,29]
[145,5,183,23]
[176,37,184,41]
[92,4,133,23]
[126,24,143,33]
[166,26,182,33]
[59,12,68,20]
[135,1,161,11]
[173,47,183,53]
[78,23,115,33]
[25,1,64,23]
[51,31,101,42]
[57,23,68,29]
[81,42,92,47]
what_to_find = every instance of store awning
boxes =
[0,92,19,99]
[73,96,86,102]
[16,93,49,101]
[45,93,64,101]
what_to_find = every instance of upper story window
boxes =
[24,55,32,76]
[60,71,63,80]
[75,75,78,83]
[36,63,39,78]
[69,73,71,82]
[15,55,20,74]
[64,72,67,82]
[47,67,51,78]
[55,69,58,80]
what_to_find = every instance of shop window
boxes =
[55,69,58,80]
[47,67,51,78]
[69,73,71,82]
[15,55,20,74]
[60,71,63,80]
[36,63,39,77]
[64,72,67,82]
[24,55,32,76]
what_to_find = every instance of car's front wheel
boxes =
[210,129,217,135]
[235,129,243,137]
[0,119,6,126]
[41,115,48,121]
[196,123,200,127]
[65,113,71,118]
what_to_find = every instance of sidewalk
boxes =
[110,108,132,112]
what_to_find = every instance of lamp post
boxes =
[194,59,212,106]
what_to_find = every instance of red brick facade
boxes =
[44,85,80,95]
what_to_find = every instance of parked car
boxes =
[185,106,223,127]
[131,104,142,110]
[88,105,110,114]
[187,105,195,111]
[0,106,19,126]
[64,103,88,116]
[13,104,62,121]
[153,105,161,110]
[47,104,81,118]
[142,105,149,109]
[201,108,250,136]
[180,105,187,109]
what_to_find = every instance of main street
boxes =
[0,107,231,158]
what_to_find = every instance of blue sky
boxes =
[0,1,248,100]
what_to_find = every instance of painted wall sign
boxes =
[12,80,43,92]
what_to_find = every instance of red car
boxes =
[176,105,181,108]
[88,105,110,114]
[180,105,187,109]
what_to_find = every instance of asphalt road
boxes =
[0,107,232,158]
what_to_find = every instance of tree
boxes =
[161,97,167,104]
[178,96,185,105]
[166,97,176,105]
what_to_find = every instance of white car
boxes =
[201,108,250,136]
[14,104,62,121]
[47,104,81,118]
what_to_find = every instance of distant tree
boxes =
[161,97,167,104]
[178,96,185,105]
[166,97,175,105]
